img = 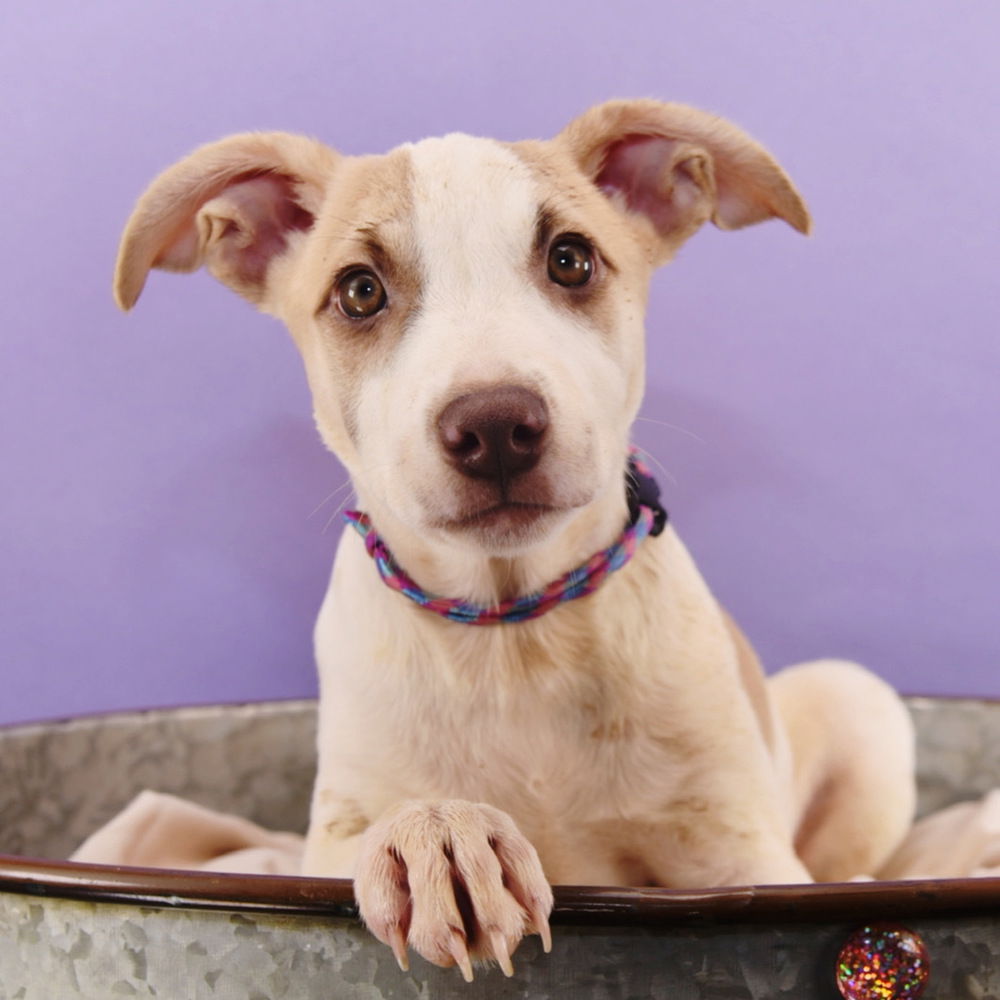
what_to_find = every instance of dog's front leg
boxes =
[353,799,553,981]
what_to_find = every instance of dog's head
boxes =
[115,100,808,568]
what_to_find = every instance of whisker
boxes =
[308,479,354,520]
[322,488,359,536]
[635,415,706,445]
[632,445,677,488]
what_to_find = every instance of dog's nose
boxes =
[438,386,549,481]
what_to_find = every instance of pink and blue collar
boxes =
[344,450,667,625]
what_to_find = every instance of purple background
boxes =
[1,2,997,726]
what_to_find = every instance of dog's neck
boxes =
[347,454,666,617]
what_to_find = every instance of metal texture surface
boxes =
[2,697,1000,998]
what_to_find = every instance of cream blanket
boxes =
[72,788,1000,881]
[72,791,304,876]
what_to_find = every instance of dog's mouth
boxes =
[447,501,557,532]
[435,500,564,547]
[421,461,596,549]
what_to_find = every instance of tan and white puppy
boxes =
[114,100,916,980]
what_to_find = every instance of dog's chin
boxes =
[439,503,566,552]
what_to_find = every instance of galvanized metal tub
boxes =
[2,697,999,998]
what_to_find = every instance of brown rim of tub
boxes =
[2,854,1000,925]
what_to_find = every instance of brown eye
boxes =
[337,269,387,319]
[547,237,594,287]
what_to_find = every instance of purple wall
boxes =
[2,2,998,725]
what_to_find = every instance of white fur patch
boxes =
[408,134,541,308]
[350,134,634,574]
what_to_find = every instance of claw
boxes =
[531,903,553,953]
[489,928,514,977]
[388,924,409,973]
[448,929,474,982]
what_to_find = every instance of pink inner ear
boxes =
[151,172,313,276]
[151,171,317,295]
[211,173,315,289]
[155,224,202,271]
[596,135,703,234]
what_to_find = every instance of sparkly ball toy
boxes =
[836,924,929,999]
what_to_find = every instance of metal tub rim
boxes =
[4,694,1000,930]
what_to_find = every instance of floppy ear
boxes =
[557,99,810,258]
[113,133,338,311]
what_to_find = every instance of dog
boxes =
[114,99,916,981]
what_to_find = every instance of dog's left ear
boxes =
[557,99,810,259]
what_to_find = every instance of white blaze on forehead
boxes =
[406,135,541,304]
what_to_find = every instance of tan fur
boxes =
[720,608,785,762]
[114,133,338,310]
[114,100,914,980]
[558,100,812,245]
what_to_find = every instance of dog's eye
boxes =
[547,237,594,288]
[337,269,387,319]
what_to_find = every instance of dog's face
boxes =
[282,134,657,555]
[115,101,809,557]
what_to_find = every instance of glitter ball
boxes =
[836,924,930,999]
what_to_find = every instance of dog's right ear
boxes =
[114,133,338,311]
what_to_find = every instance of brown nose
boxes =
[437,386,549,482]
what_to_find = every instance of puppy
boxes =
[114,100,916,981]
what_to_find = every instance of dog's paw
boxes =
[354,799,553,981]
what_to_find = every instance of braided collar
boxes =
[344,449,667,625]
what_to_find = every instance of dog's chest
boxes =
[347,619,693,824]
[316,529,758,880]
